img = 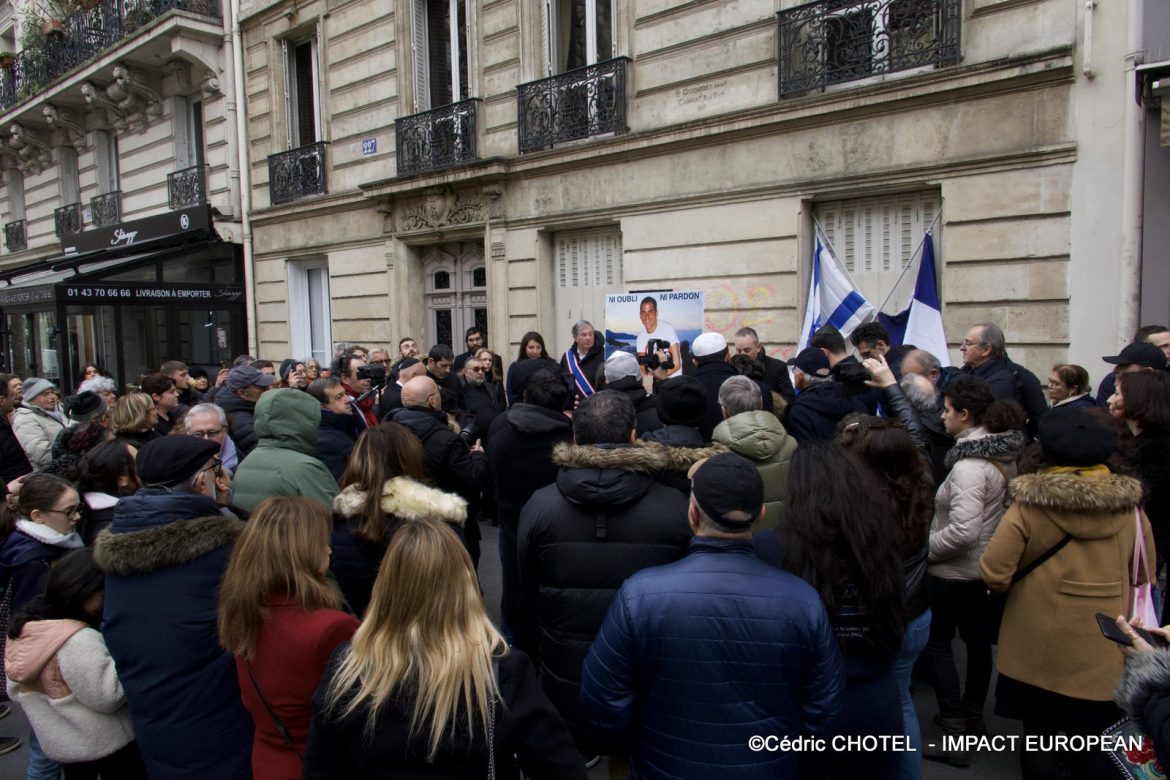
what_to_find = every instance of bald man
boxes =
[390,374,490,567]
[379,360,429,420]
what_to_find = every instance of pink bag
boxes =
[1131,508,1160,629]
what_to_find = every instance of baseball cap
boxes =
[688,452,764,529]
[605,351,640,382]
[792,347,831,377]
[1103,342,1166,370]
[692,332,727,358]
[227,364,277,392]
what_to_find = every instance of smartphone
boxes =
[1096,612,1168,648]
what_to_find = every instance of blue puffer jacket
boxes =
[581,537,844,779]
[94,490,252,779]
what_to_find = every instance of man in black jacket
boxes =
[376,357,426,420]
[486,367,574,639]
[425,344,463,412]
[784,347,867,444]
[601,351,660,435]
[459,355,504,443]
[391,376,489,566]
[690,332,772,441]
[517,390,692,761]
[733,326,795,403]
[960,321,1047,437]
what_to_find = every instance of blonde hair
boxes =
[218,497,341,660]
[111,392,154,434]
[474,348,500,382]
[325,520,506,759]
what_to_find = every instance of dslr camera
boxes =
[356,363,387,390]
[836,359,872,398]
[637,338,674,371]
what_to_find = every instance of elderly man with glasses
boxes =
[185,403,240,476]
[459,357,505,444]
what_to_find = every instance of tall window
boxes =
[288,258,332,366]
[815,192,940,313]
[411,0,469,111]
[59,147,80,205]
[552,227,622,355]
[174,96,205,168]
[547,0,614,74]
[6,168,24,222]
[284,37,320,148]
[95,130,119,194]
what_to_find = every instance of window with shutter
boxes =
[552,227,623,355]
[413,0,470,111]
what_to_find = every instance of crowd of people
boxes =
[0,318,1169,779]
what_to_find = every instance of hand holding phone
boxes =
[1097,612,1168,649]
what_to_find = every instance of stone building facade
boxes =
[239,0,1170,381]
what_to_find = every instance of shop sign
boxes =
[58,283,245,303]
[62,207,212,256]
[0,285,54,306]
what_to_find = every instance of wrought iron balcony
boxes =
[778,0,960,96]
[0,0,220,111]
[268,141,328,206]
[4,219,25,251]
[517,57,630,154]
[167,164,206,209]
[90,191,121,227]
[55,202,83,237]
[396,99,480,177]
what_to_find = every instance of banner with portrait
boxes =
[604,291,706,380]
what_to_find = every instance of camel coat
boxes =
[980,470,1152,701]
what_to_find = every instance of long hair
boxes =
[110,392,154,434]
[849,418,934,558]
[75,439,138,495]
[777,441,905,659]
[218,497,342,660]
[9,548,104,639]
[474,349,501,383]
[1118,371,1170,432]
[325,520,506,759]
[0,473,75,539]
[338,423,427,544]
[516,332,548,362]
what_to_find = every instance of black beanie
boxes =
[1039,407,1116,467]
[655,376,708,427]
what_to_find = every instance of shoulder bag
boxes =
[244,659,303,760]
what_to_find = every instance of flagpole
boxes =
[873,210,942,316]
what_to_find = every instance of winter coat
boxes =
[94,490,252,780]
[783,380,867,444]
[314,409,361,481]
[486,404,574,533]
[331,478,467,617]
[391,407,488,504]
[1117,644,1170,768]
[760,353,797,403]
[928,427,1024,580]
[219,392,260,459]
[460,380,505,443]
[581,538,843,780]
[80,492,119,546]
[304,646,585,780]
[638,425,723,495]
[5,619,135,763]
[1131,429,1170,571]
[605,376,662,436]
[236,601,358,780]
[517,442,694,755]
[560,341,605,400]
[0,415,32,484]
[712,410,797,528]
[233,389,339,513]
[1052,394,1098,411]
[505,357,561,407]
[692,361,772,441]
[0,525,76,620]
[963,358,1017,402]
[375,382,405,420]
[13,403,66,468]
[981,471,1151,701]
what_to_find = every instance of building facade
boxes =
[240,0,1169,381]
[0,0,248,391]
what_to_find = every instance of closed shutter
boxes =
[553,228,623,355]
[412,0,431,111]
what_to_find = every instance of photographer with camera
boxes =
[812,326,881,413]
[337,350,379,428]
[636,297,682,379]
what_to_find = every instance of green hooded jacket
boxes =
[232,389,339,512]
[711,409,797,530]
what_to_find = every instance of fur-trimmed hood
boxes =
[332,476,467,525]
[552,440,725,473]
[1008,471,1144,540]
[94,515,243,577]
[1116,645,1170,724]
[944,428,1024,468]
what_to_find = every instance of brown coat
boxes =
[980,470,1152,701]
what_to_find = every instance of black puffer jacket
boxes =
[331,477,467,616]
[605,376,662,436]
[640,424,723,496]
[315,409,362,481]
[517,442,694,755]
[391,408,488,504]
[0,416,31,484]
[783,381,867,444]
[218,393,259,459]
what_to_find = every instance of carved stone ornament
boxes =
[81,82,129,134]
[200,68,221,99]
[396,184,505,233]
[43,105,86,153]
[108,65,163,132]
[6,124,52,175]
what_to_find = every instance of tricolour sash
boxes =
[567,350,595,397]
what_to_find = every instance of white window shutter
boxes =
[412,0,431,112]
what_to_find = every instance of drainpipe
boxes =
[229,0,259,355]
[1118,0,1145,343]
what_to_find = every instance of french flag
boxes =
[878,233,950,366]
[800,231,874,348]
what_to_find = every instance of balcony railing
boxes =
[55,202,83,237]
[0,0,220,111]
[396,98,480,177]
[167,164,206,209]
[778,0,961,96]
[517,57,630,154]
[90,190,121,227]
[4,220,25,251]
[268,141,328,206]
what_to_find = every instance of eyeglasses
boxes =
[189,427,224,439]
[202,457,223,478]
[1046,380,1065,388]
[961,340,988,348]
[467,367,485,373]
[43,505,82,519]
[372,359,392,366]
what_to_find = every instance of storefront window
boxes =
[66,305,119,391]
[162,251,240,284]
[120,305,168,387]
[4,311,61,385]
[176,308,235,373]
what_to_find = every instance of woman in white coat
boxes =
[12,378,65,468]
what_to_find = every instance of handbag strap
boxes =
[243,658,303,760]
[1134,508,1152,586]
[1012,534,1073,584]
[487,659,499,780]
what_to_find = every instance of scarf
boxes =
[1043,464,1111,478]
[15,519,84,550]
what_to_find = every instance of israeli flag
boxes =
[878,233,951,367]
[800,231,875,348]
